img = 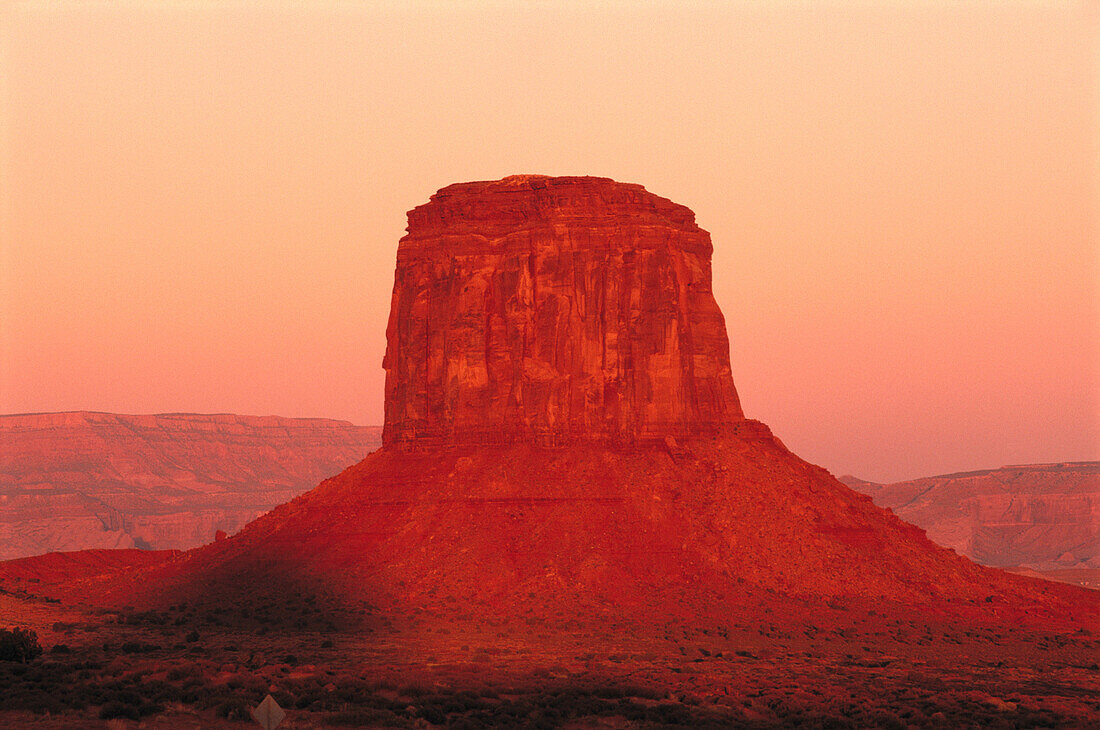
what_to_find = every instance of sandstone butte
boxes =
[11,175,1097,632]
[384,174,743,446]
[0,412,382,560]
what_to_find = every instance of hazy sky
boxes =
[1,1,1096,482]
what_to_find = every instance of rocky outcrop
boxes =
[383,175,744,447]
[58,175,1097,630]
[840,462,1100,571]
[0,412,381,560]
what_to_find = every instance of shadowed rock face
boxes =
[383,175,743,447]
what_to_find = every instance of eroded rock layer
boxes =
[383,175,743,446]
[0,412,381,560]
[842,462,1100,571]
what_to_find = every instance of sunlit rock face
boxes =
[382,175,744,447]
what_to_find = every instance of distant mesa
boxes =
[842,462,1100,577]
[0,412,381,561]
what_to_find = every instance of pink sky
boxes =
[1,1,1096,483]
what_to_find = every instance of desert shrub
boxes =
[139,701,165,717]
[399,683,430,698]
[0,653,181,719]
[215,698,251,721]
[592,684,663,701]
[180,686,206,705]
[518,710,560,730]
[418,705,447,725]
[123,610,168,626]
[435,690,491,715]
[27,693,66,715]
[141,679,184,705]
[0,627,43,663]
[1013,707,1063,727]
[166,664,198,681]
[100,701,141,720]
[866,710,907,730]
[328,708,408,727]
[98,690,162,719]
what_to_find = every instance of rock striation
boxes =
[0,412,381,560]
[383,175,743,447]
[841,462,1100,571]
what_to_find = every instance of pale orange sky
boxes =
[1,1,1096,483]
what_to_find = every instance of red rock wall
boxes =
[383,175,744,446]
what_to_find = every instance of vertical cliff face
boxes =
[383,175,744,447]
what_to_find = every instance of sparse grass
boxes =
[1,595,1099,727]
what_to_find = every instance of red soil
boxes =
[14,426,1086,636]
[0,548,178,586]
